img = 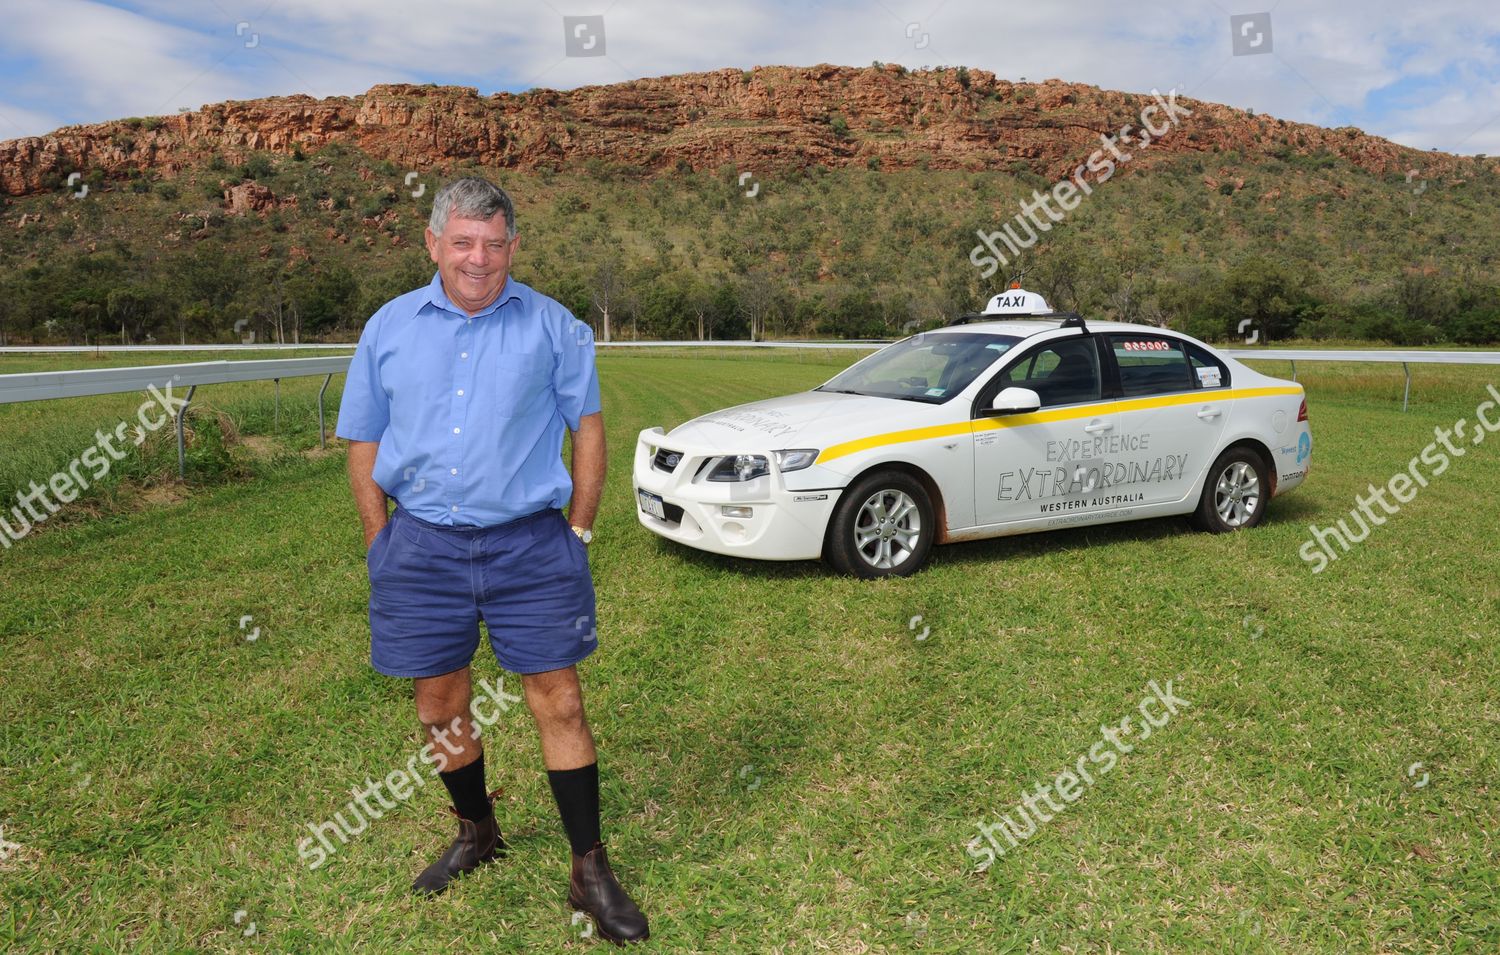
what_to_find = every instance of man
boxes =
[335,177,648,944]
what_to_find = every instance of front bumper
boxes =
[631,428,842,561]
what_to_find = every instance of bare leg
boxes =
[414,666,480,771]
[522,665,597,770]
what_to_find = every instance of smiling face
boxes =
[424,213,519,315]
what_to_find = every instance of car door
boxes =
[1095,332,1231,509]
[970,333,1117,526]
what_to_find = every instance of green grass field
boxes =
[0,349,1496,952]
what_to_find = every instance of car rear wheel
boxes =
[1191,447,1269,533]
[824,471,935,578]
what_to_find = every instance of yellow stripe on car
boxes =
[816,386,1303,464]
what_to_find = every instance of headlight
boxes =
[774,449,819,472]
[707,454,769,482]
[704,449,819,482]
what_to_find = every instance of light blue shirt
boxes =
[335,272,601,527]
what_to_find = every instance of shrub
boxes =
[240,154,275,181]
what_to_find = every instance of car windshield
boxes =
[816,332,1021,403]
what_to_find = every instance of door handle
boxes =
[1083,420,1114,434]
[1196,406,1222,420]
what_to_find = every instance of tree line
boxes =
[3,243,1496,348]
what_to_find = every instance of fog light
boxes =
[721,505,753,518]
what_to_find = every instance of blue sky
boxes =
[1,0,1497,155]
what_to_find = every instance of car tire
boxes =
[824,470,936,578]
[1191,446,1269,533]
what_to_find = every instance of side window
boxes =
[1185,342,1230,390]
[1110,335,1196,397]
[1000,338,1102,407]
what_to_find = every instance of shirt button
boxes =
[450,468,458,475]
[453,427,461,434]
[451,505,459,512]
[457,389,465,396]
[460,352,469,359]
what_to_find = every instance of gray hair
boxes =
[428,177,516,239]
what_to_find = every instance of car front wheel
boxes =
[1191,447,1269,533]
[824,470,935,578]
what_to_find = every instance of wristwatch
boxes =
[571,525,593,545]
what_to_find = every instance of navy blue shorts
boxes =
[366,506,596,678]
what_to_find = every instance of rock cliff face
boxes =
[0,64,1469,196]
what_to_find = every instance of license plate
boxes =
[637,489,666,520]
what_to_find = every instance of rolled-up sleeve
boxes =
[335,315,389,442]
[553,315,601,431]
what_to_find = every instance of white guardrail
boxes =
[0,346,1496,478]
[1221,349,1500,411]
[0,356,352,477]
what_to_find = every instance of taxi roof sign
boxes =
[982,288,1052,316]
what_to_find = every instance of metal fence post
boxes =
[176,385,197,479]
[317,374,333,449]
[1402,362,1412,412]
[274,378,280,433]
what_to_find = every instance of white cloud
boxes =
[0,0,246,123]
[0,100,64,140]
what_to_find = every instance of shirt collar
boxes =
[421,271,525,320]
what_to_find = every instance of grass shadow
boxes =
[644,537,827,580]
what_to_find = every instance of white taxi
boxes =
[632,288,1311,578]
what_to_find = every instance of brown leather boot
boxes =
[568,841,649,944]
[412,790,506,896]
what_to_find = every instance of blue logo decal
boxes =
[1296,432,1311,464]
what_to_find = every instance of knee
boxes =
[530,683,585,728]
[414,690,469,729]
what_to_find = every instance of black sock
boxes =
[547,762,601,856]
[439,752,492,823]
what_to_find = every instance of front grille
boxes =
[653,448,684,473]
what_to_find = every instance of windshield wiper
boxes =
[817,387,939,403]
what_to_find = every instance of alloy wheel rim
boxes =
[1214,461,1260,527]
[854,489,921,568]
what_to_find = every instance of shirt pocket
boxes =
[488,352,552,419]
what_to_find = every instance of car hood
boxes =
[664,391,946,453]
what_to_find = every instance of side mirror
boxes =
[989,387,1041,415]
